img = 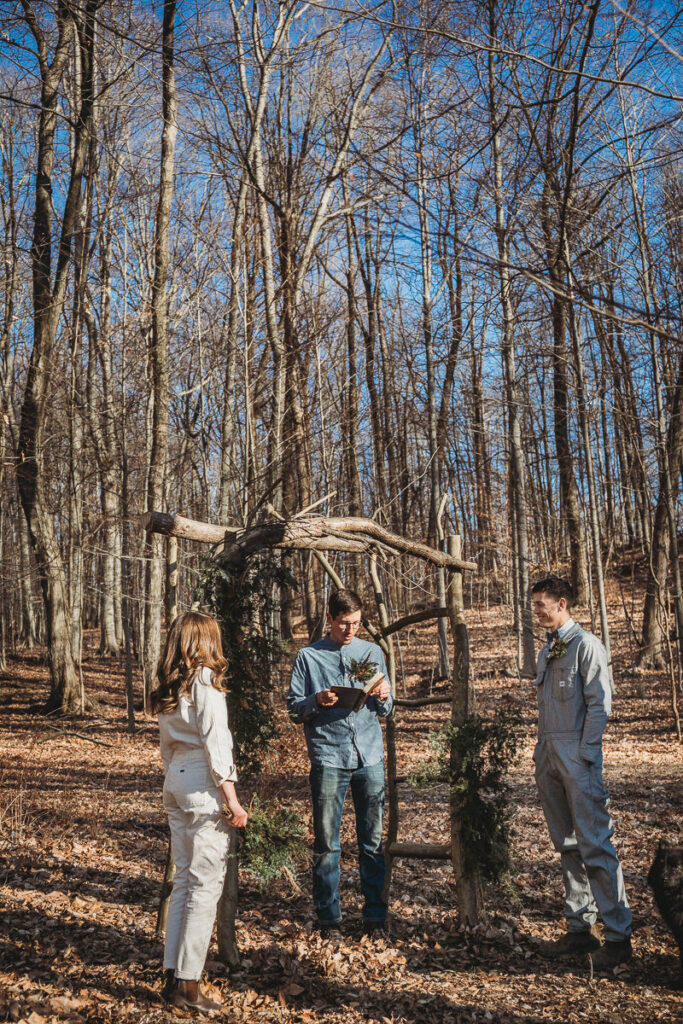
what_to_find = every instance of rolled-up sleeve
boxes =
[192,667,237,785]
[287,651,320,723]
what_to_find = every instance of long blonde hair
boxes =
[149,611,228,714]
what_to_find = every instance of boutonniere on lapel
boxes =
[547,636,568,661]
[349,655,379,684]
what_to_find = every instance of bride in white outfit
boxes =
[150,611,248,1013]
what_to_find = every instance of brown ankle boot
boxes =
[161,968,176,1003]
[172,979,223,1014]
[591,937,633,970]
[538,926,601,959]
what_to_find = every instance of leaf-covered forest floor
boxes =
[1,585,682,1024]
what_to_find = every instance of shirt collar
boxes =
[319,634,360,652]
[557,618,575,638]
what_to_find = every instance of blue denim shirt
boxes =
[287,636,392,769]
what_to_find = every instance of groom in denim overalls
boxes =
[531,577,632,968]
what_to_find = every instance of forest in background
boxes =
[0,0,682,715]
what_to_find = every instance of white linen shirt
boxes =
[158,665,237,785]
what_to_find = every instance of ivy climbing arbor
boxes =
[145,509,482,955]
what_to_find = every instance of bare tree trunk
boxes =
[408,73,450,677]
[84,212,123,657]
[69,311,85,664]
[68,37,91,663]
[143,0,177,697]
[226,0,297,512]
[342,202,363,588]
[16,0,97,713]
[640,353,683,673]
[353,207,389,514]
[17,512,39,647]
[540,172,589,601]
[615,87,683,671]
[218,172,248,525]
[0,118,39,650]
[564,244,612,682]
[547,254,589,602]
[84,282,123,658]
[0,417,7,668]
[121,448,136,734]
[592,298,649,551]
[486,0,535,676]
[511,5,601,604]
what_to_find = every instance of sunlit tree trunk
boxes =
[486,0,535,676]
[16,0,97,712]
[0,146,39,648]
[617,87,683,669]
[143,0,177,697]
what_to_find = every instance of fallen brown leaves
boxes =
[1,582,681,1023]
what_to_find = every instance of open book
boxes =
[330,672,384,713]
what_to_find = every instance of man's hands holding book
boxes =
[316,674,389,708]
[316,688,341,707]
[367,674,389,702]
[317,672,389,712]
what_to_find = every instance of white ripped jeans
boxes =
[162,750,231,980]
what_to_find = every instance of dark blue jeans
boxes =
[309,761,387,926]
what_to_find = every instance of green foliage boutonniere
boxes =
[548,638,568,661]
[349,654,379,684]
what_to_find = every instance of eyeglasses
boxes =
[337,620,361,631]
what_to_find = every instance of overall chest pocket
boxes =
[549,663,577,703]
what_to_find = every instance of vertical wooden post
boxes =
[369,552,398,904]
[155,844,175,940]
[121,453,136,731]
[217,830,241,967]
[435,495,451,680]
[447,534,482,925]
[156,538,179,943]
[166,535,178,627]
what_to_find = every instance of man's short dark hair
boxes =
[531,576,576,609]
[329,589,363,619]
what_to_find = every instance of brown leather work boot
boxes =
[172,979,223,1014]
[591,937,633,970]
[161,968,176,1003]
[538,927,601,959]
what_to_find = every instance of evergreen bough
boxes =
[239,795,307,886]
[410,706,522,881]
[195,552,295,776]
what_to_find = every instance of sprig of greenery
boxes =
[349,655,379,683]
[547,638,568,660]
[409,706,522,881]
[238,795,307,887]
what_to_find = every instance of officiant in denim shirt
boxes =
[287,588,392,937]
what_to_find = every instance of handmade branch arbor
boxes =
[144,511,476,570]
[145,510,481,934]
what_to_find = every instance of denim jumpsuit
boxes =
[533,621,632,941]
